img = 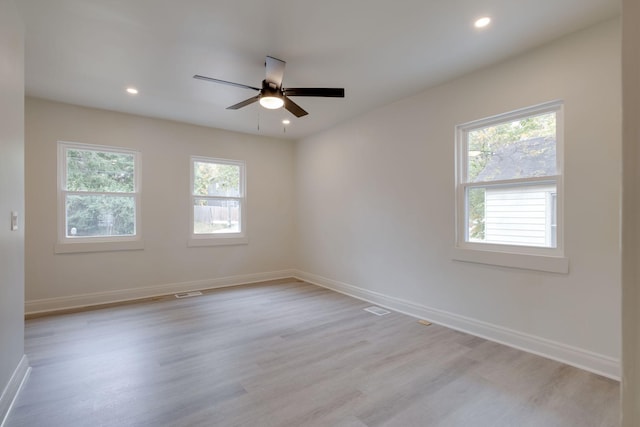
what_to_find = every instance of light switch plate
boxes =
[11,211,18,231]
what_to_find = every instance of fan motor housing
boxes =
[261,80,282,97]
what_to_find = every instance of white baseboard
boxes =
[25,269,297,315]
[294,270,621,381]
[0,355,30,427]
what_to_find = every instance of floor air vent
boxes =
[174,291,203,299]
[364,306,391,316]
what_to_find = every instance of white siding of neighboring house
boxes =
[481,184,555,247]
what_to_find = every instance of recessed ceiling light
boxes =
[126,87,139,95]
[282,119,290,125]
[474,17,491,29]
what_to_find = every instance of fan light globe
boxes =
[474,17,491,28]
[260,96,284,109]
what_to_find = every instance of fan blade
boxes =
[284,88,345,97]
[193,75,260,91]
[265,56,286,87]
[227,95,260,110]
[284,96,308,117]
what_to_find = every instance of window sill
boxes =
[451,247,569,274]
[55,239,144,254]
[188,235,249,247]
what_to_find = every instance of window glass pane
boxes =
[66,194,135,237]
[467,187,486,241]
[193,198,240,234]
[467,184,556,248]
[467,112,556,182]
[66,149,135,192]
[193,162,241,197]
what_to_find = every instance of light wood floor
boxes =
[7,279,620,426]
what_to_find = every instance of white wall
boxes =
[0,0,27,422]
[621,0,640,423]
[295,19,621,378]
[25,98,296,310]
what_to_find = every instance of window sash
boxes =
[455,101,563,256]
[64,190,137,197]
[191,157,244,197]
[460,175,559,188]
[192,196,243,235]
[62,144,139,191]
[461,178,558,247]
[58,142,141,245]
[63,193,139,238]
[457,101,563,184]
[190,156,246,239]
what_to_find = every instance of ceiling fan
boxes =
[193,56,345,118]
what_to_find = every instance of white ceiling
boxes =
[17,0,619,140]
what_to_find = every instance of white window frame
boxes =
[453,101,568,273]
[56,141,143,254]
[188,156,248,247]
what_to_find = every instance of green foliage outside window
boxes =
[193,161,240,203]
[65,148,136,237]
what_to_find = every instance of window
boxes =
[57,142,142,253]
[189,156,247,246]
[454,101,567,273]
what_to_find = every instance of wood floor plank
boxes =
[6,280,619,426]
